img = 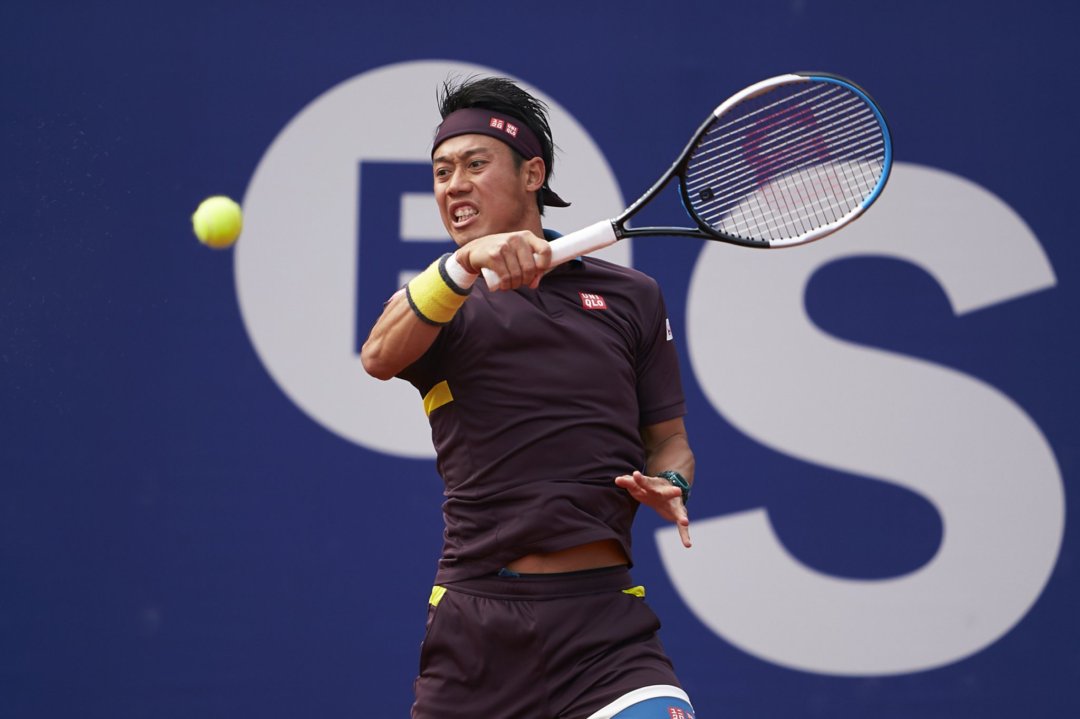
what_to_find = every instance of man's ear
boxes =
[522,156,546,193]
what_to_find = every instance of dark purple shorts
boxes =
[411,566,683,719]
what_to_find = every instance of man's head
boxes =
[432,77,569,215]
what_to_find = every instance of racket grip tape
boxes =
[481,220,619,290]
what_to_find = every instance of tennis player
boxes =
[361,76,697,719]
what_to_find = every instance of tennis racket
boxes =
[482,72,892,289]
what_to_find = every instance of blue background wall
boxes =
[3,2,1078,717]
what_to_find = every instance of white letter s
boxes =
[663,163,1064,675]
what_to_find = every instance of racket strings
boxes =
[691,94,883,216]
[726,158,880,240]
[694,107,884,237]
[690,116,883,214]
[702,138,883,238]
[694,85,857,163]
[688,97,880,196]
[694,85,881,183]
[684,81,887,241]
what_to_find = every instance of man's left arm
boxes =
[615,416,695,548]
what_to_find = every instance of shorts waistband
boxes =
[442,565,634,600]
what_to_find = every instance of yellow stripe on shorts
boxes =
[423,381,453,416]
[622,585,646,598]
[429,585,447,607]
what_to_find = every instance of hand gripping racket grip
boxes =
[481,220,619,290]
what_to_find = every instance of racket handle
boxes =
[481,220,618,290]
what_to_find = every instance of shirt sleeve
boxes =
[635,280,687,427]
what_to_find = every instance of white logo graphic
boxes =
[660,163,1064,675]
[236,60,626,457]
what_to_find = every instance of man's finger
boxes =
[678,522,692,548]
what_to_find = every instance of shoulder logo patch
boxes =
[579,292,608,310]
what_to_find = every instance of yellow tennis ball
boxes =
[192,195,243,249]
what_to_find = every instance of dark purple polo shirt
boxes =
[398,256,686,584]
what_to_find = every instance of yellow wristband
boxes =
[406,254,471,325]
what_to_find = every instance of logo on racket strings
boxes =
[742,105,829,188]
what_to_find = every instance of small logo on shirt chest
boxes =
[579,292,608,310]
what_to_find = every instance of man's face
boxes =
[432,134,540,246]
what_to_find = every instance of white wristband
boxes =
[445,252,478,289]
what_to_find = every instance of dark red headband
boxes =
[432,108,570,208]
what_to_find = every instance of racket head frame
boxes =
[613,73,893,249]
[687,72,892,248]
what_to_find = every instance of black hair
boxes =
[437,76,556,214]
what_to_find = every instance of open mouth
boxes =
[452,205,478,227]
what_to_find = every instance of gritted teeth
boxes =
[454,207,478,222]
